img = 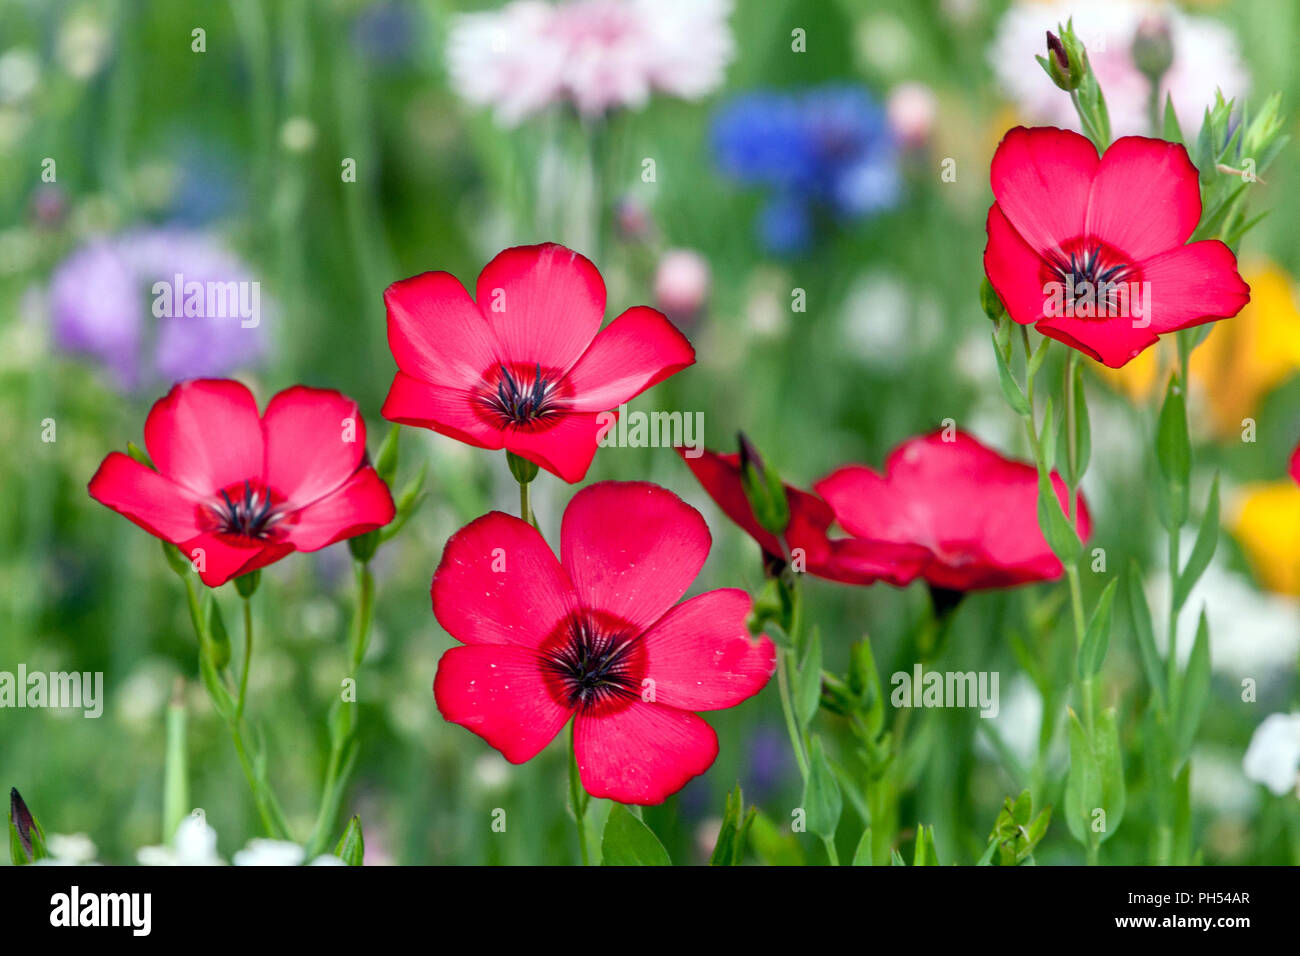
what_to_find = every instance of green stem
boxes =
[520,478,531,525]
[236,595,254,722]
[1166,525,1181,713]
[568,722,590,865]
[306,560,375,856]
[822,835,840,866]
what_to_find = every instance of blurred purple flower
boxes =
[49,228,267,391]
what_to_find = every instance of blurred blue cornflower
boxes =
[48,228,267,391]
[711,85,901,254]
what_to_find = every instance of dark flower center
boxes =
[476,362,566,430]
[208,480,284,541]
[540,612,646,716]
[1045,239,1139,318]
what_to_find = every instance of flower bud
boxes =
[1131,15,1173,82]
[9,788,48,864]
[980,277,1006,322]
[737,432,790,537]
[1043,29,1085,92]
[506,450,539,485]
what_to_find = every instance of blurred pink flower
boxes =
[886,82,937,148]
[989,0,1247,138]
[653,249,711,317]
[447,0,733,126]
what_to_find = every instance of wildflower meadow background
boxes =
[3,0,1300,867]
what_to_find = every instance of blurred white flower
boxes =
[1148,560,1300,679]
[0,48,40,104]
[137,809,223,866]
[447,0,733,125]
[1190,748,1255,815]
[37,833,98,866]
[474,751,511,790]
[1243,712,1300,797]
[57,12,110,80]
[989,0,1247,137]
[653,249,711,317]
[279,115,318,153]
[232,839,306,867]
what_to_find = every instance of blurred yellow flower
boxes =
[1232,481,1300,596]
[1095,340,1162,401]
[1191,264,1300,437]
[1091,264,1300,428]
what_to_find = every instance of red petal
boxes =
[262,386,365,508]
[561,481,709,633]
[434,645,572,764]
[176,532,290,588]
[474,243,606,372]
[573,703,718,805]
[88,451,206,542]
[384,271,499,388]
[639,589,776,710]
[989,126,1098,257]
[432,511,577,648]
[563,306,695,411]
[676,447,786,557]
[983,203,1053,327]
[1086,136,1201,260]
[1138,239,1251,333]
[1291,443,1300,487]
[281,466,394,552]
[817,432,1089,591]
[1033,314,1160,369]
[806,538,932,587]
[503,411,606,483]
[144,379,264,495]
[381,371,504,449]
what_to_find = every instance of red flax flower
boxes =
[676,447,929,585]
[432,481,776,804]
[983,126,1250,369]
[88,379,395,587]
[381,243,695,482]
[815,431,1091,592]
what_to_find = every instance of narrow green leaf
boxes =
[1078,578,1118,678]
[1063,710,1100,847]
[601,804,671,866]
[802,737,843,841]
[334,815,365,866]
[1071,359,1091,481]
[1127,562,1167,712]
[1156,377,1191,530]
[992,334,1030,417]
[1173,611,1212,758]
[795,627,823,729]
[1094,708,1126,842]
[1162,92,1183,143]
[709,785,755,866]
[851,828,873,866]
[1174,475,1220,610]
[1036,468,1082,566]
